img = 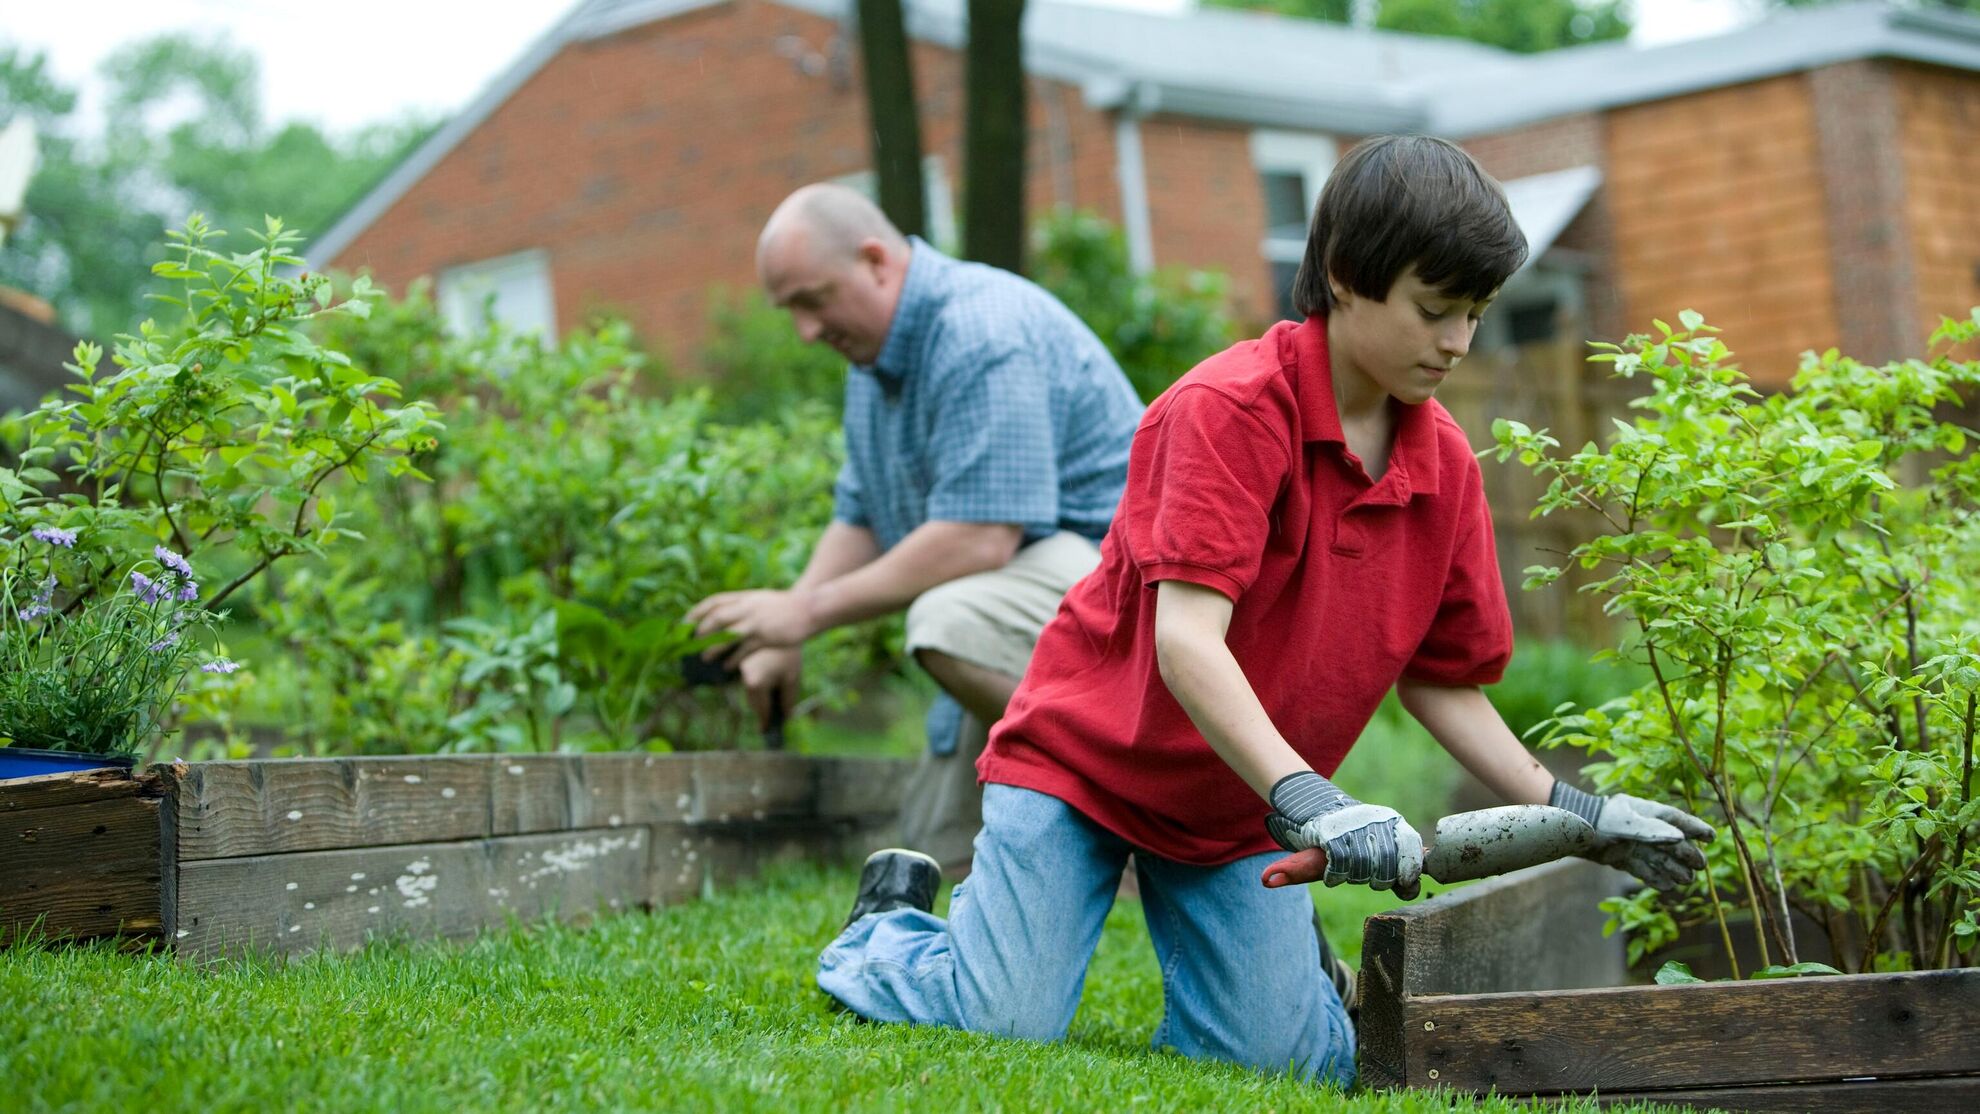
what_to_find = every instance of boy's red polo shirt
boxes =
[978,315,1513,865]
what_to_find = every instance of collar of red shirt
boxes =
[1286,315,1442,498]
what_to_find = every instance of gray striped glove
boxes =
[1550,781,1715,892]
[1265,771,1423,900]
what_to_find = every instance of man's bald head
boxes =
[756,184,914,366]
[759,183,908,270]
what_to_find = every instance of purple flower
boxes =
[32,527,77,548]
[129,570,169,605]
[149,632,181,652]
[176,581,200,602]
[201,659,241,674]
[18,575,56,620]
[155,546,195,580]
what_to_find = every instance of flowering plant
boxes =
[0,528,236,759]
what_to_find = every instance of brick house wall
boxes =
[1139,115,1278,327]
[1895,62,1980,357]
[1461,113,1625,343]
[331,0,1125,367]
[1603,74,1841,386]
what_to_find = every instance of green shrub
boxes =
[1487,639,1647,743]
[0,216,437,758]
[696,287,847,424]
[231,290,898,756]
[1497,308,1980,974]
[1030,210,1237,402]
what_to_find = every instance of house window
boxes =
[1507,299,1561,346]
[833,156,958,253]
[1250,132,1336,320]
[438,249,556,341]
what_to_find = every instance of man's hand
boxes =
[736,646,801,732]
[1265,771,1424,899]
[1551,781,1714,892]
[686,589,816,661]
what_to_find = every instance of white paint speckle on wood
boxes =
[367,906,380,914]
[286,810,303,821]
[285,882,298,891]
[288,925,300,934]
[403,774,422,784]
[345,885,358,893]
[350,872,366,880]
[441,787,457,799]
[304,902,315,910]
[176,929,190,939]
[396,868,439,909]
[676,793,692,811]
[518,833,640,884]
[507,765,525,776]
[609,814,622,827]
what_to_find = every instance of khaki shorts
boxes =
[896,531,1102,869]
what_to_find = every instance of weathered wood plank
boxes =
[1583,1073,1980,1112]
[689,753,819,823]
[169,758,492,860]
[1406,968,1980,1093]
[1357,858,1630,1089]
[0,766,158,811]
[488,754,694,834]
[1,794,162,942]
[174,826,651,958]
[816,757,910,819]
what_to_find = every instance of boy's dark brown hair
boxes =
[1292,134,1528,318]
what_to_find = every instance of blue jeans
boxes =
[817,784,1356,1085]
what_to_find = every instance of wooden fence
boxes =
[1436,338,1644,642]
[3,752,910,959]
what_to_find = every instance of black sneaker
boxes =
[1313,910,1360,1021]
[843,848,943,930]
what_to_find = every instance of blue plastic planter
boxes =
[0,747,136,782]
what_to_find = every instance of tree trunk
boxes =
[855,0,926,238]
[963,0,1027,273]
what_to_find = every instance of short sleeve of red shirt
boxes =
[1122,384,1291,601]
[1403,454,1513,686]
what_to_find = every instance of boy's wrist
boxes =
[1548,779,1605,827]
[1268,770,1355,823]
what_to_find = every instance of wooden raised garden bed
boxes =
[1358,859,1980,1111]
[3,752,908,958]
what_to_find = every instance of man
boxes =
[686,184,1144,871]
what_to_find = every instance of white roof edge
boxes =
[1502,165,1601,270]
[1139,83,1427,133]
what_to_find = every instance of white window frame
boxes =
[437,249,557,341]
[832,155,958,253]
[1249,131,1337,267]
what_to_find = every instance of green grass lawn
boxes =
[3,861,1686,1114]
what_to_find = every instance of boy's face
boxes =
[1328,266,1493,407]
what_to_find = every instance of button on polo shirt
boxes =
[979,316,1513,865]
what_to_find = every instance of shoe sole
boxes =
[863,847,942,872]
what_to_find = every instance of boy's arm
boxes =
[1154,580,1422,896]
[1397,677,1715,891]
[1151,579,1305,796]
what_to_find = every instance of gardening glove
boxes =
[1550,781,1715,893]
[1264,771,1424,900]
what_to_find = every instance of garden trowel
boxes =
[1259,804,1600,889]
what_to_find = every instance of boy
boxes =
[816,135,1713,1084]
